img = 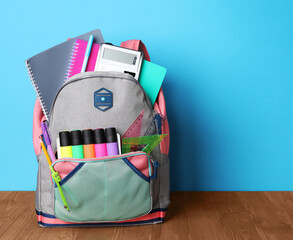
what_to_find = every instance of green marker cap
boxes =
[71,130,83,146]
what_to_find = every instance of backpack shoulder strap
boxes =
[121,40,150,61]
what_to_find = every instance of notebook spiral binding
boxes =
[25,60,49,121]
[65,41,80,82]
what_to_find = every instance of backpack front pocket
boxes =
[52,152,153,222]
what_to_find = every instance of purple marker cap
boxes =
[41,122,51,145]
[105,127,117,143]
[105,127,118,156]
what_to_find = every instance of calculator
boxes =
[94,43,144,80]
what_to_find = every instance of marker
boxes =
[81,35,94,72]
[105,127,119,156]
[71,130,84,158]
[59,131,73,158]
[94,128,107,157]
[41,121,56,163]
[82,129,95,158]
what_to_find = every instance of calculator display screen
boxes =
[103,48,137,65]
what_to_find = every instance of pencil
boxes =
[40,136,52,166]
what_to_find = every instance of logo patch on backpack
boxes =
[94,88,113,112]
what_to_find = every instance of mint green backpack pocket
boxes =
[52,152,153,222]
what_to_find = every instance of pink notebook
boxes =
[67,39,100,79]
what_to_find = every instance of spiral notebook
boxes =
[67,39,100,79]
[25,29,104,121]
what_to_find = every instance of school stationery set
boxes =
[26,29,170,227]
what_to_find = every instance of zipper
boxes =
[49,71,153,124]
[52,151,153,178]
[52,151,150,166]
[50,166,70,212]
[149,155,160,180]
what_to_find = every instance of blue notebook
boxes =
[25,29,104,121]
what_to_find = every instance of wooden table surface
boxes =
[1,191,293,240]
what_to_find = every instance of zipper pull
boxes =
[155,114,163,134]
[50,166,70,212]
[150,159,160,180]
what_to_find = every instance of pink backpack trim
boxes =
[37,209,166,226]
[33,99,46,155]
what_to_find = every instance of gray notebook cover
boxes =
[25,29,104,121]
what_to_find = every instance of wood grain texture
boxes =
[1,192,293,240]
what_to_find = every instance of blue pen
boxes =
[81,35,94,72]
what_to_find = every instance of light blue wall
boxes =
[0,0,292,190]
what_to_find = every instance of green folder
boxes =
[139,60,167,105]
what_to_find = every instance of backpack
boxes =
[32,40,170,227]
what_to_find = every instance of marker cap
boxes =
[59,131,71,147]
[71,130,83,146]
[82,129,95,145]
[94,129,106,144]
[105,127,117,143]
